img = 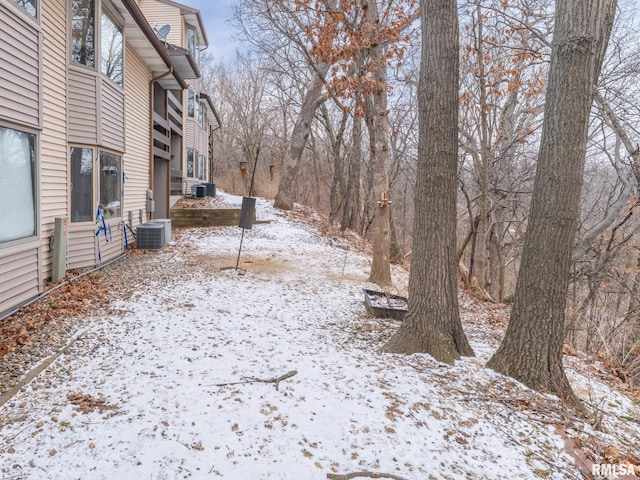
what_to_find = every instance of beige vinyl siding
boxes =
[101,81,125,151]
[0,241,40,315]
[68,225,97,270]
[98,220,123,262]
[68,68,99,144]
[40,0,68,279]
[68,222,123,270]
[123,44,151,229]
[0,2,41,315]
[137,0,182,46]
[0,2,40,128]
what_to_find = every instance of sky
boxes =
[186,0,241,62]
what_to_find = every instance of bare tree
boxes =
[383,0,474,363]
[487,0,617,400]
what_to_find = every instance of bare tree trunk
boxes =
[474,0,490,291]
[364,0,392,287]
[383,0,474,364]
[327,106,349,223]
[274,66,328,211]
[487,0,617,401]
[342,99,363,231]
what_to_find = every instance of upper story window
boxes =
[15,0,37,16]
[187,26,196,58]
[71,0,96,67]
[187,89,196,118]
[197,103,207,130]
[71,0,124,86]
[101,8,123,85]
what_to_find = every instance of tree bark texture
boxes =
[342,100,364,232]
[383,0,474,364]
[474,1,490,292]
[487,0,617,400]
[364,0,392,287]
[274,65,328,211]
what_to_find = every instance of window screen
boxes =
[0,127,36,242]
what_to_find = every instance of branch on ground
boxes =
[214,370,298,391]
[326,472,410,480]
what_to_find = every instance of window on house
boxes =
[100,151,121,219]
[15,0,37,16]
[70,146,94,223]
[71,0,95,67]
[187,89,196,118]
[0,126,36,243]
[101,8,123,86]
[197,154,205,180]
[197,102,204,130]
[186,149,195,178]
[199,104,207,130]
[187,26,196,60]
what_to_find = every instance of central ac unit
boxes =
[136,223,165,250]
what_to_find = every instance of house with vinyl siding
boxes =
[139,0,221,212]
[0,0,219,317]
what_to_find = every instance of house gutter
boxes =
[120,0,187,90]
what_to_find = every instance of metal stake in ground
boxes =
[235,144,261,270]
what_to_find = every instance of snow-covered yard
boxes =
[1,192,638,479]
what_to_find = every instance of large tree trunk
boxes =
[274,65,328,211]
[364,1,392,287]
[383,0,474,364]
[327,106,349,224]
[474,1,491,292]
[342,99,364,232]
[487,0,617,401]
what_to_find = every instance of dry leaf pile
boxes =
[67,392,118,414]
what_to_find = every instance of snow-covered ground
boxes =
[1,192,638,479]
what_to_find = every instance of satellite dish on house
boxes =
[156,24,171,41]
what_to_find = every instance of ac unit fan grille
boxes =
[136,223,165,250]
